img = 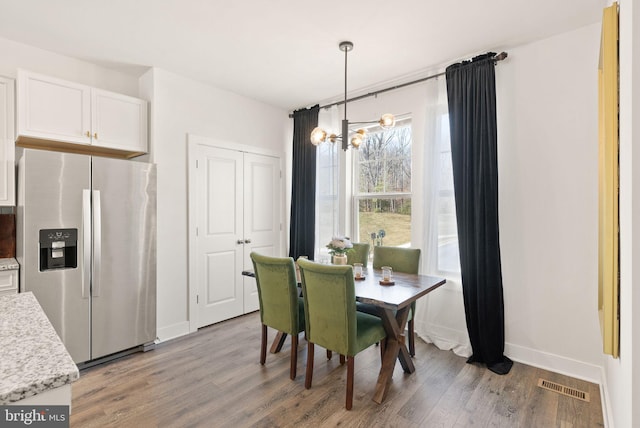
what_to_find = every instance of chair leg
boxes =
[260,324,267,365]
[408,319,415,357]
[305,342,315,389]
[339,354,346,365]
[290,333,298,380]
[346,356,354,410]
[326,350,332,360]
[379,338,386,363]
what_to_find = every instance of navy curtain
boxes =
[289,106,319,260]
[446,53,512,375]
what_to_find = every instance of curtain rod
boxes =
[289,51,508,118]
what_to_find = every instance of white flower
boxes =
[327,236,353,255]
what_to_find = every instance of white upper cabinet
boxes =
[0,76,15,206]
[91,89,147,153]
[18,71,91,145]
[16,70,147,158]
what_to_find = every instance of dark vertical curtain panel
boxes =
[445,53,512,375]
[289,105,319,260]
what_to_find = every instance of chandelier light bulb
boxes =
[379,113,396,129]
[350,129,366,149]
[310,127,327,145]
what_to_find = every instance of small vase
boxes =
[332,254,348,265]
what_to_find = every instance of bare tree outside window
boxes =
[354,122,412,248]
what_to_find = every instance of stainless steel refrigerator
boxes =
[16,148,156,365]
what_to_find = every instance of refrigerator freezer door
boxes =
[17,149,91,363]
[90,157,156,360]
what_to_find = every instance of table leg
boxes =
[270,331,288,354]
[373,306,413,404]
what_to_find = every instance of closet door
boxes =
[196,145,245,327]
[242,153,281,313]
[194,144,281,327]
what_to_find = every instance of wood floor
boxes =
[70,312,604,427]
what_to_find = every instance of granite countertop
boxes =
[0,258,19,271]
[0,292,79,404]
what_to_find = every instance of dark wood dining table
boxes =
[242,265,446,404]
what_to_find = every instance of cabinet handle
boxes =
[93,133,98,140]
[244,239,252,244]
[237,240,244,245]
[85,131,91,138]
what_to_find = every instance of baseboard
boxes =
[417,322,603,384]
[504,342,602,385]
[156,321,190,343]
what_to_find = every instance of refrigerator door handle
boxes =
[93,190,102,297]
[82,189,91,299]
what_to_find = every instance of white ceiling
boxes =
[0,0,605,111]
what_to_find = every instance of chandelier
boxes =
[310,41,396,151]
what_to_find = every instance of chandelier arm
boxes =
[348,120,381,126]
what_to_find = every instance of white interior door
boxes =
[196,145,244,327]
[242,153,281,313]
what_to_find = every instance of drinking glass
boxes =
[381,266,393,282]
[353,263,363,278]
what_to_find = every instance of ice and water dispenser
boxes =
[39,229,78,271]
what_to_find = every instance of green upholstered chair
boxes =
[371,246,421,357]
[250,252,305,380]
[347,242,370,267]
[297,258,386,410]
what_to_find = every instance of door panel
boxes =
[202,250,241,321]
[197,146,244,327]
[91,157,156,360]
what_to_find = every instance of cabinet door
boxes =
[17,70,91,145]
[91,89,147,153]
[0,76,15,206]
[0,270,17,296]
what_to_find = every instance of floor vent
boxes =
[537,378,590,402]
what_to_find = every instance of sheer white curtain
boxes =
[415,77,471,357]
[315,106,340,261]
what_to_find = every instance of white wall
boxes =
[341,23,604,383]
[603,0,640,427]
[140,68,289,341]
[497,23,603,381]
[0,36,138,96]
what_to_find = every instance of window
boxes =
[315,137,339,259]
[353,121,412,248]
[435,114,460,273]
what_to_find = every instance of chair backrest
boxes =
[347,242,370,267]
[372,246,421,274]
[297,258,357,356]
[250,252,300,335]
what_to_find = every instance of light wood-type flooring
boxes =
[70,312,604,427]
